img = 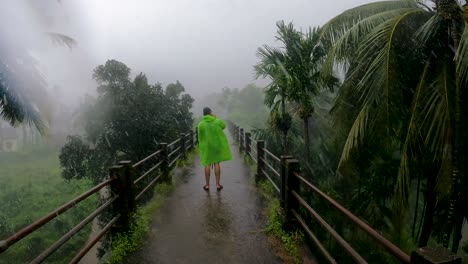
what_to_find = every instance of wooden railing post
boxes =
[245,132,251,156]
[195,127,198,145]
[109,161,135,234]
[180,133,186,159]
[285,159,300,227]
[160,143,170,183]
[410,247,461,264]
[239,128,244,153]
[256,140,265,183]
[280,155,293,208]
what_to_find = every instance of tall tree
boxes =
[322,0,467,251]
[60,60,194,183]
[256,21,338,160]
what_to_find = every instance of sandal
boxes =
[203,185,210,191]
[216,185,223,191]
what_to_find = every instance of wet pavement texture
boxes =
[125,137,281,264]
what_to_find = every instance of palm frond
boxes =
[47,32,77,48]
[322,7,422,77]
[336,9,426,168]
[337,103,370,168]
[0,74,46,132]
[420,61,453,158]
[393,59,431,229]
[414,13,441,46]
[455,23,468,84]
[321,0,420,43]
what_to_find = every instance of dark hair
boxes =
[203,107,212,116]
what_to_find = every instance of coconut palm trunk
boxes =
[303,116,311,164]
[281,97,288,154]
[443,8,464,249]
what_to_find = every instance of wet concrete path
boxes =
[125,136,281,264]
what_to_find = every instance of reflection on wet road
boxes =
[125,137,280,264]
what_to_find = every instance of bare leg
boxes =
[204,166,211,188]
[214,163,221,188]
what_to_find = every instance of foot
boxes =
[216,185,223,191]
[203,185,210,191]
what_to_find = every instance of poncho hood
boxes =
[202,115,216,122]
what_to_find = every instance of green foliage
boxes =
[0,28,74,131]
[60,59,194,184]
[176,146,199,168]
[108,183,174,264]
[258,181,303,263]
[58,135,90,180]
[0,148,95,264]
[322,0,468,250]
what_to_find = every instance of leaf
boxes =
[47,32,77,49]
[455,23,468,84]
[392,59,430,229]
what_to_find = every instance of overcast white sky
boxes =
[32,0,374,102]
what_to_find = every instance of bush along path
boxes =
[124,137,281,264]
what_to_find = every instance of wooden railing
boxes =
[228,122,461,264]
[0,130,197,263]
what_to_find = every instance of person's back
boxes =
[197,107,232,191]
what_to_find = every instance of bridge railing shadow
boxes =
[0,130,197,263]
[227,121,461,264]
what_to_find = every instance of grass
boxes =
[108,183,174,264]
[257,180,304,264]
[0,147,95,264]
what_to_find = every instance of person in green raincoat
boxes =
[197,107,232,191]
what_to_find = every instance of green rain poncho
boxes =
[197,115,232,166]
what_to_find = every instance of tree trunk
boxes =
[303,116,310,165]
[412,172,422,237]
[281,97,288,154]
[451,196,465,253]
[419,165,437,247]
[443,19,463,249]
[417,201,427,240]
[419,188,436,247]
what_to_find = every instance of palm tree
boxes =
[0,0,76,132]
[288,26,339,167]
[255,23,292,154]
[322,0,467,252]
[256,21,338,158]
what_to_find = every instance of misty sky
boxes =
[25,0,375,102]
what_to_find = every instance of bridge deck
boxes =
[125,137,281,264]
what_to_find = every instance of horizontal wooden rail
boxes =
[261,169,280,193]
[167,138,181,148]
[291,209,337,264]
[263,148,281,163]
[0,177,115,253]
[248,152,257,163]
[135,173,164,200]
[292,191,367,263]
[69,214,120,264]
[169,154,182,167]
[134,161,163,185]
[133,149,162,168]
[168,146,181,158]
[293,172,411,264]
[260,158,280,177]
[31,196,118,263]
